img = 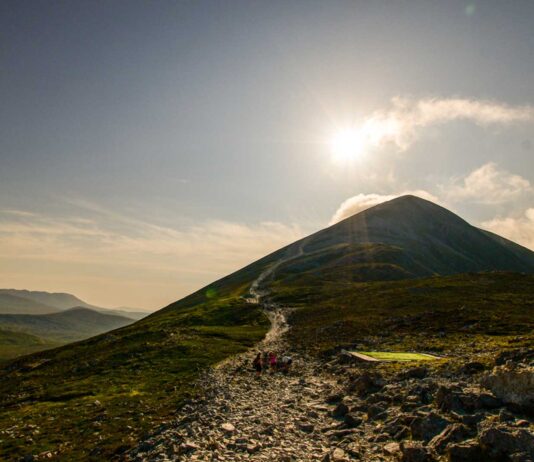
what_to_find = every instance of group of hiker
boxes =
[252,351,292,376]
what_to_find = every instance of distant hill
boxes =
[0,289,149,320]
[0,293,60,315]
[0,307,134,342]
[0,289,95,310]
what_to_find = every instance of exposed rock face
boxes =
[481,363,534,413]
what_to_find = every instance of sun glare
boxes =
[329,127,366,161]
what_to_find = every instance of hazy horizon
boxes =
[1,1,533,309]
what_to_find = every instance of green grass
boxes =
[357,351,439,361]
[0,329,61,362]
[0,282,269,460]
[271,272,534,370]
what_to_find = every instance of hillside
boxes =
[0,307,135,342]
[0,196,533,460]
[0,329,60,362]
[0,293,60,315]
[0,289,95,310]
[266,195,534,284]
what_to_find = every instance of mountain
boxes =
[241,195,534,286]
[1,195,533,460]
[0,307,134,342]
[0,289,149,319]
[0,289,95,310]
[0,293,60,315]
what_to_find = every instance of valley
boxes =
[0,290,149,361]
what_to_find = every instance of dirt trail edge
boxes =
[126,248,353,462]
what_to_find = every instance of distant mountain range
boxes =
[0,293,60,315]
[0,289,149,319]
[0,289,150,360]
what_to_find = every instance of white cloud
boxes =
[446,162,532,204]
[481,208,534,250]
[329,190,438,225]
[352,97,534,151]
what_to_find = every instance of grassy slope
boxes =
[0,308,134,342]
[271,272,534,364]
[0,282,269,460]
[0,329,61,362]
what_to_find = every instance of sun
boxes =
[329,127,366,162]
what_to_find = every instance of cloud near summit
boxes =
[329,190,439,225]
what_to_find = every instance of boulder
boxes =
[220,422,235,433]
[410,412,451,442]
[325,393,344,404]
[331,402,349,418]
[459,362,486,375]
[331,447,346,461]
[479,424,534,459]
[343,413,362,428]
[494,348,533,366]
[435,385,502,413]
[446,440,482,462]
[481,363,534,415]
[436,386,464,413]
[349,372,385,397]
[383,442,401,456]
[429,423,471,454]
[297,422,315,433]
[400,441,436,462]
[367,404,387,420]
[401,367,428,380]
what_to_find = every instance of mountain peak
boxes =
[278,193,534,280]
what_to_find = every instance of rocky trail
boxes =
[127,259,534,462]
[127,256,355,461]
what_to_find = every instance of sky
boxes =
[1,1,533,310]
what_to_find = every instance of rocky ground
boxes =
[126,316,533,462]
[126,269,534,462]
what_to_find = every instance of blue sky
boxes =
[1,1,533,309]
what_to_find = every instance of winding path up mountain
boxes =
[126,245,358,462]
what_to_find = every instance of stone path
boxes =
[127,258,357,462]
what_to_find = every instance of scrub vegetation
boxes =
[0,287,269,460]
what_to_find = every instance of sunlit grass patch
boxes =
[357,351,439,361]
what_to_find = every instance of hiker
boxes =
[269,352,278,373]
[262,351,270,372]
[279,355,292,374]
[252,352,262,376]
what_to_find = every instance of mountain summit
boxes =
[158,195,534,316]
[288,194,534,278]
